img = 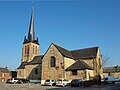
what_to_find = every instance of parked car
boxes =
[115,78,120,82]
[17,78,30,84]
[56,78,70,87]
[70,79,82,87]
[44,79,56,86]
[6,78,19,84]
[104,76,115,84]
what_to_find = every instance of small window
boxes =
[35,68,38,75]
[2,73,5,77]
[1,78,5,82]
[72,70,77,75]
[50,56,56,67]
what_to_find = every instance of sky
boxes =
[0,0,120,70]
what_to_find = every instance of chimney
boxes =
[5,66,8,69]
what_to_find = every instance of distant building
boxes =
[11,71,17,78]
[17,3,103,83]
[0,67,11,83]
[102,66,120,78]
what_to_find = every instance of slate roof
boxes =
[0,67,10,72]
[53,43,74,59]
[17,62,26,69]
[71,47,99,59]
[17,55,43,69]
[66,60,93,71]
[103,66,120,73]
[53,43,98,59]
[27,55,43,65]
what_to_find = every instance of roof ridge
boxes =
[52,43,70,51]
[71,46,99,52]
[52,43,74,59]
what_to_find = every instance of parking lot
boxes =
[0,83,60,90]
[0,83,120,90]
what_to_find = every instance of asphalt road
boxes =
[0,83,120,90]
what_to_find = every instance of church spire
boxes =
[28,3,35,42]
[23,1,39,45]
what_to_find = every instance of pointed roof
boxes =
[66,60,93,71]
[28,7,35,41]
[23,4,39,45]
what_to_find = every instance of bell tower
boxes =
[21,4,40,62]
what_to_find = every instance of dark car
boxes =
[70,79,82,87]
[17,78,30,84]
[6,79,11,83]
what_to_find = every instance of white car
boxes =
[56,78,70,87]
[8,78,19,84]
[44,79,56,86]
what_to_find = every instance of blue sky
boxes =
[0,0,120,70]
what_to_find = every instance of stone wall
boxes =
[22,42,40,62]
[66,70,86,80]
[64,57,75,69]
[17,69,26,79]
[42,44,64,80]
[25,64,41,80]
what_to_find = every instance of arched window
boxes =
[50,56,56,67]
[35,68,38,75]
[25,46,27,54]
[99,58,101,69]
[35,46,37,54]
[33,46,34,54]
[19,71,21,76]
[25,46,29,55]
[1,78,5,82]
[27,46,29,55]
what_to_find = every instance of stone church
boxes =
[17,5,103,83]
[17,7,42,80]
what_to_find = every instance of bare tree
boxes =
[102,54,111,67]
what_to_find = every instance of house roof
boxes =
[71,47,98,59]
[27,55,43,65]
[0,67,10,72]
[103,66,120,73]
[66,60,93,71]
[53,43,98,59]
